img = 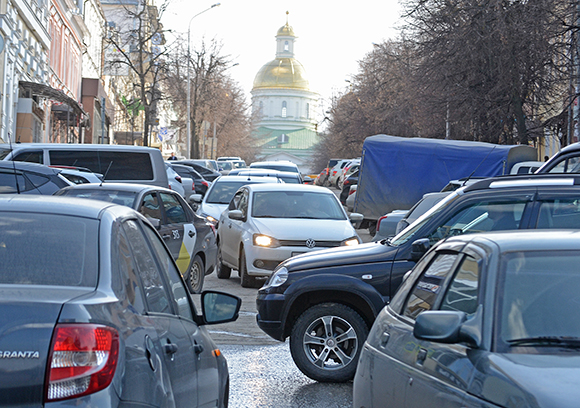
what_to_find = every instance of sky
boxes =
[161,0,403,120]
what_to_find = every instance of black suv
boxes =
[256,174,580,382]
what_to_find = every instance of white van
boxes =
[510,161,544,175]
[0,143,168,187]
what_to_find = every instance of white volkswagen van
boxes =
[0,143,168,187]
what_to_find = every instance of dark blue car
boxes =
[0,196,240,407]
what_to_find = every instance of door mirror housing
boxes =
[414,309,481,348]
[228,209,244,220]
[410,238,430,261]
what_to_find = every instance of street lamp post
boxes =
[186,3,220,159]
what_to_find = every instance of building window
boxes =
[306,103,310,119]
[282,101,287,118]
[284,41,289,51]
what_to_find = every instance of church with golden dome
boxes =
[251,14,320,173]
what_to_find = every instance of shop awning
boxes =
[19,81,89,122]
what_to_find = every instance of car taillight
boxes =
[175,175,182,183]
[344,179,351,186]
[192,180,195,190]
[376,215,388,232]
[201,180,209,187]
[348,188,356,196]
[46,324,119,402]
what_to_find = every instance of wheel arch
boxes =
[280,275,385,339]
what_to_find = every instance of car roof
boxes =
[445,229,580,253]
[0,160,62,175]
[250,161,298,167]
[0,194,131,219]
[242,183,333,193]
[213,175,281,183]
[59,182,173,194]
[462,174,580,192]
[230,169,299,177]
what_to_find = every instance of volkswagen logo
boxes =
[305,238,316,249]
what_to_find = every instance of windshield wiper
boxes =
[507,336,580,348]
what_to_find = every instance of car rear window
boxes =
[0,212,98,287]
[57,188,137,207]
[49,150,154,181]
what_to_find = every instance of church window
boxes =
[306,103,310,119]
[284,41,289,51]
[282,101,287,118]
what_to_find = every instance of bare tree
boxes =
[103,0,171,146]
[163,38,257,160]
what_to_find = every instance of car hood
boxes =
[474,352,580,407]
[252,218,358,241]
[0,286,92,406]
[280,241,395,272]
[200,202,227,220]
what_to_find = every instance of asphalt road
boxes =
[191,190,371,407]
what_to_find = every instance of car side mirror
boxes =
[414,308,481,348]
[201,291,241,325]
[228,209,244,220]
[410,238,430,261]
[146,217,161,230]
[190,194,202,204]
[349,212,364,226]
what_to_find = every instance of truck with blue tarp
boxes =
[353,135,538,231]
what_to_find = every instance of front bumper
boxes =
[255,291,286,341]
[245,245,327,277]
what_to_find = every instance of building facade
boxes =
[251,16,320,174]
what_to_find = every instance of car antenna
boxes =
[463,145,497,185]
[100,161,113,187]
[8,132,20,194]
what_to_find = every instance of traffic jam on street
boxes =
[2,142,580,407]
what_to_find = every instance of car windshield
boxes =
[232,161,246,169]
[390,192,461,246]
[0,148,11,160]
[252,191,346,220]
[206,181,253,204]
[496,250,580,352]
[220,162,233,170]
[0,212,98,287]
[58,188,138,207]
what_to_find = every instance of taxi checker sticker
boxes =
[176,223,196,273]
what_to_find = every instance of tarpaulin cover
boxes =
[354,135,537,220]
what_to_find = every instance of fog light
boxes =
[254,260,265,268]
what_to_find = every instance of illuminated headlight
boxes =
[253,234,280,248]
[204,214,218,224]
[341,237,361,246]
[264,267,288,288]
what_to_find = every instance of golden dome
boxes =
[252,58,309,90]
[277,23,295,37]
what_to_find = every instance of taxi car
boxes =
[56,183,216,293]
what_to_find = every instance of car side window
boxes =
[546,156,580,173]
[13,150,43,163]
[403,253,459,320]
[140,193,163,222]
[536,198,580,229]
[122,219,172,314]
[115,224,146,314]
[0,171,27,193]
[428,200,526,245]
[159,192,188,224]
[142,224,194,321]
[440,255,480,315]
[238,190,249,218]
[229,190,244,210]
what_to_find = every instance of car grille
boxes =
[278,240,342,248]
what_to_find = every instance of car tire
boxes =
[185,254,204,294]
[289,303,369,382]
[217,244,231,279]
[239,249,258,288]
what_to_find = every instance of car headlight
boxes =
[204,214,218,224]
[253,234,281,248]
[264,267,288,288]
[341,236,361,246]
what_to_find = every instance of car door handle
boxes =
[416,348,428,365]
[162,234,171,240]
[164,342,179,355]
[188,230,195,237]
[193,341,204,354]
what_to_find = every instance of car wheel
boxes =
[216,244,231,279]
[239,249,258,288]
[289,303,369,382]
[185,254,204,294]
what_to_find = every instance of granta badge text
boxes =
[0,351,40,359]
